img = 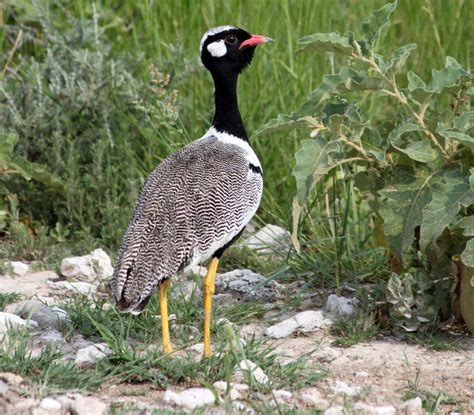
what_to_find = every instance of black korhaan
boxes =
[111,26,273,357]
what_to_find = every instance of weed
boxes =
[0,292,21,311]
[331,311,380,348]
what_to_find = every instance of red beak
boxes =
[239,34,274,49]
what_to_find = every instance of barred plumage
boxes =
[112,131,263,313]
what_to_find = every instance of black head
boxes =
[200,26,273,76]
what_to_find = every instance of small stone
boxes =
[15,300,70,329]
[325,406,344,415]
[354,403,396,414]
[332,380,361,397]
[0,380,9,398]
[213,381,247,400]
[34,397,62,415]
[239,359,269,385]
[71,394,107,415]
[47,280,97,296]
[0,372,24,387]
[403,397,423,415]
[240,224,291,254]
[215,269,283,302]
[355,371,369,378]
[60,248,113,283]
[75,343,109,368]
[264,310,332,338]
[15,399,39,412]
[0,312,38,338]
[181,265,208,278]
[188,343,204,354]
[325,294,357,316]
[273,389,293,403]
[298,387,328,410]
[164,388,215,410]
[7,261,29,276]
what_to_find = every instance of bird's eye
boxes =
[225,35,238,45]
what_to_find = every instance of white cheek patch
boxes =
[207,40,227,58]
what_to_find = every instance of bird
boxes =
[111,26,273,358]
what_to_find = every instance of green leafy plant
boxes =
[257,2,473,331]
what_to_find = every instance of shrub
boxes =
[0,3,181,248]
[257,2,473,332]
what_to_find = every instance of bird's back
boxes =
[112,134,262,312]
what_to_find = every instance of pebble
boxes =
[0,380,9,398]
[0,372,25,387]
[15,300,70,329]
[215,269,283,302]
[164,388,215,410]
[239,359,269,385]
[265,310,332,338]
[326,294,357,316]
[213,381,248,400]
[75,343,109,368]
[60,248,113,283]
[0,312,39,337]
[240,224,291,254]
[56,393,107,415]
[33,397,62,415]
[298,387,329,410]
[47,280,97,296]
[353,403,397,414]
[332,380,361,397]
[6,261,29,276]
[403,397,423,415]
[272,389,293,403]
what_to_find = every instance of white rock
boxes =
[273,389,293,403]
[355,371,369,378]
[326,294,357,316]
[0,372,24,387]
[33,397,62,415]
[75,343,109,368]
[0,312,38,335]
[239,359,269,385]
[69,394,107,415]
[60,248,113,283]
[15,300,70,329]
[325,406,344,415]
[47,280,97,296]
[241,224,291,254]
[354,403,397,414]
[188,343,204,354]
[403,397,423,415]
[299,387,328,410]
[213,381,248,400]
[7,261,29,276]
[181,265,208,278]
[164,387,215,410]
[265,310,332,338]
[332,380,361,397]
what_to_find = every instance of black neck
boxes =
[211,71,249,141]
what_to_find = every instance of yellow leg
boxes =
[159,279,173,354]
[203,258,219,358]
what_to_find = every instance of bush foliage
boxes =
[257,2,473,331]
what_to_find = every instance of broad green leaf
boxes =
[389,123,437,162]
[298,32,353,55]
[436,123,474,151]
[361,2,397,55]
[461,239,474,267]
[407,72,426,91]
[459,216,474,236]
[454,111,474,131]
[384,43,417,75]
[293,137,339,203]
[0,131,19,168]
[253,114,308,136]
[427,56,470,94]
[420,170,474,250]
[394,140,438,163]
[470,168,474,191]
[379,167,437,259]
[255,67,384,136]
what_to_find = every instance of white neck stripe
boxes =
[204,126,262,170]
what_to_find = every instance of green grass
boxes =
[0,292,22,311]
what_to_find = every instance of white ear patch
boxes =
[207,40,227,58]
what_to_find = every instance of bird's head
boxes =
[200,26,273,76]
